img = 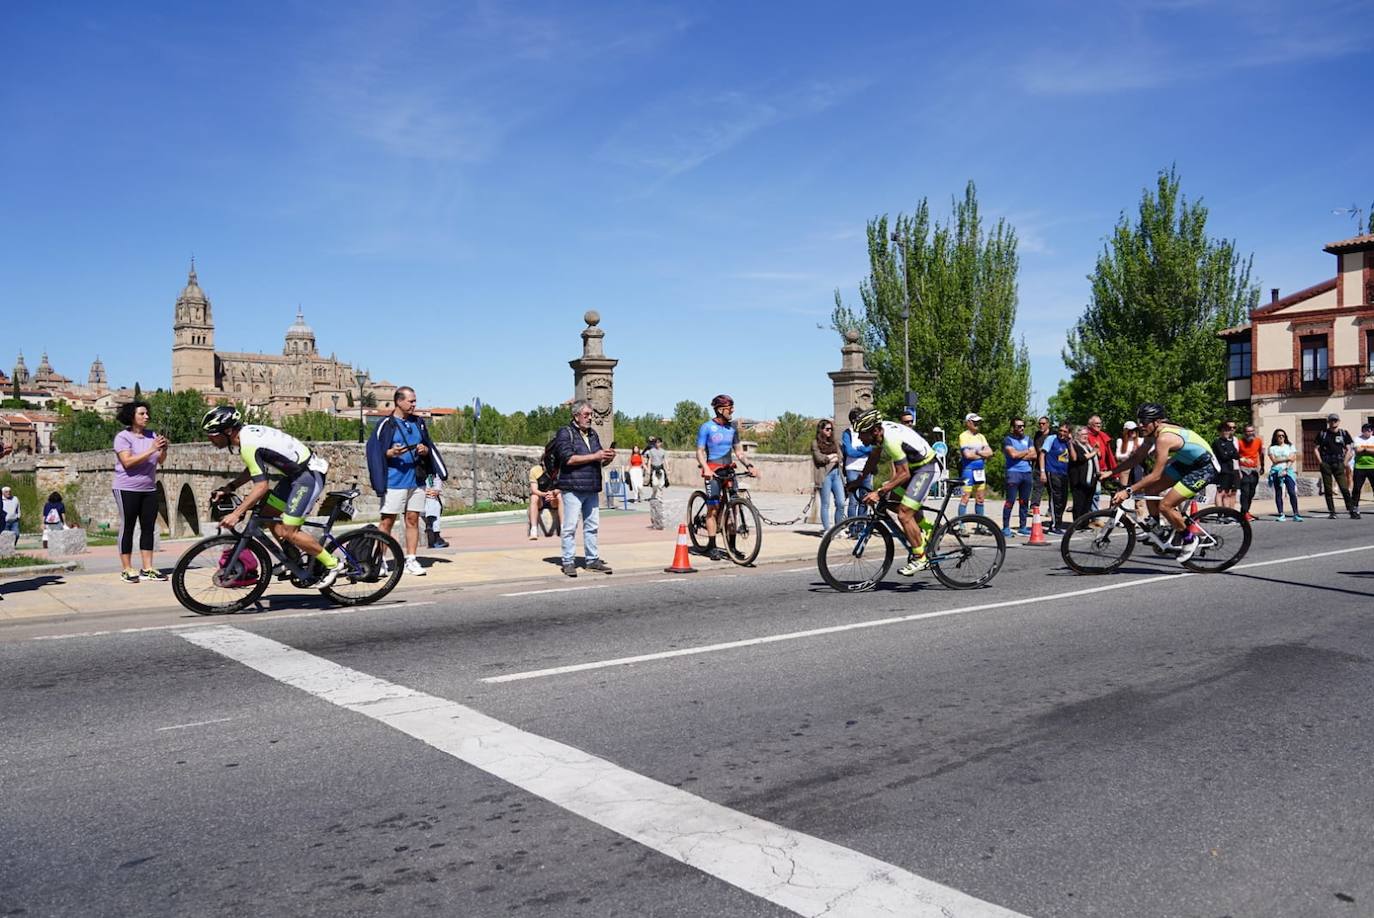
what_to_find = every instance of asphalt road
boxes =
[3,516,1373,917]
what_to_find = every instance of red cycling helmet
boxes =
[711,394,734,411]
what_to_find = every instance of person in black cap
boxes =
[1314,413,1359,519]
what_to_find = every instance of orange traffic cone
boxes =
[664,524,697,574]
[1025,508,1049,546]
[1187,500,1203,536]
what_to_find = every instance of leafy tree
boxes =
[755,411,814,455]
[145,389,209,443]
[54,409,120,453]
[665,400,708,450]
[132,381,141,401]
[361,391,377,409]
[832,181,1031,487]
[1368,200,1373,234]
[280,410,362,442]
[1050,167,1258,432]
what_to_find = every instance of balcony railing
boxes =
[1250,364,1370,397]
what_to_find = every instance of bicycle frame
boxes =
[850,477,960,558]
[216,490,364,583]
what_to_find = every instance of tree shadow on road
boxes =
[1223,570,1374,600]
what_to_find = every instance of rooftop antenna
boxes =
[1331,203,1365,229]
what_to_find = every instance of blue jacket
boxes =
[553,423,604,493]
[366,414,448,498]
[841,429,872,463]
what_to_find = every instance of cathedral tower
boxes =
[171,260,217,392]
[88,356,107,391]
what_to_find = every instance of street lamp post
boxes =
[890,231,912,405]
[330,394,339,441]
[354,370,367,443]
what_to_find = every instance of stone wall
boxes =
[2,442,812,538]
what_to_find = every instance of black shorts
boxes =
[1213,471,1239,491]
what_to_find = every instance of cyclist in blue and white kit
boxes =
[695,394,758,561]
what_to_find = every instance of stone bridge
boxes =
[10,442,812,539]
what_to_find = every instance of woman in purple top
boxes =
[113,401,168,583]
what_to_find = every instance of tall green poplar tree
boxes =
[1051,167,1258,431]
[832,181,1031,443]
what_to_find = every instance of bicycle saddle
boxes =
[327,487,361,500]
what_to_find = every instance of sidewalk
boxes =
[0,491,825,622]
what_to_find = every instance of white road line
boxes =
[484,543,1374,684]
[500,584,611,597]
[180,626,1026,918]
[27,600,437,641]
[783,567,814,573]
[156,716,237,731]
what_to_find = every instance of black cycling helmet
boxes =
[853,408,882,432]
[1135,402,1166,424]
[711,394,734,411]
[201,405,243,436]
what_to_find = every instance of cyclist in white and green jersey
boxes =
[852,409,941,576]
[201,405,340,590]
[1110,402,1219,564]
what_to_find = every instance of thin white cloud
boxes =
[600,78,868,180]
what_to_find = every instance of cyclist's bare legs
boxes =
[896,504,925,555]
[1158,487,1189,534]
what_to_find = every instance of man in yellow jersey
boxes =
[957,412,993,519]
[1110,403,1219,564]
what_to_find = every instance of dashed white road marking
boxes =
[499,584,611,597]
[180,626,1027,918]
[27,600,437,641]
[483,543,1374,683]
[156,716,237,731]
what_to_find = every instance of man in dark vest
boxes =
[553,400,616,577]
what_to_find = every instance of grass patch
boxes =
[0,553,51,568]
[448,502,526,516]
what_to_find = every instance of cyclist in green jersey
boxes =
[852,408,941,575]
[201,405,341,589]
[1110,403,1218,563]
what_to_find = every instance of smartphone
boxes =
[610,441,618,449]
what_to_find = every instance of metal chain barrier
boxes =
[756,489,817,527]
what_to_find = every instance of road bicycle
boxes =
[816,477,1006,591]
[685,464,762,566]
[1059,485,1251,574]
[171,485,404,615]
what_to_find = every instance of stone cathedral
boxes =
[171,262,393,418]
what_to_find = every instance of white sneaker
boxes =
[1176,538,1199,564]
[315,565,341,591]
[529,526,539,540]
[404,557,426,576]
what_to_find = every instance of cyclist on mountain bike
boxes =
[1109,402,1219,563]
[201,405,340,589]
[696,394,757,561]
[851,408,940,575]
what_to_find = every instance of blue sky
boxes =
[3,1,1371,420]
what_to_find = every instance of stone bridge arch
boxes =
[175,482,201,538]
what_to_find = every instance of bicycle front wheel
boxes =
[172,534,273,615]
[1061,510,1136,574]
[723,498,762,566]
[686,490,711,551]
[1182,507,1251,573]
[928,515,1005,589]
[817,516,893,591]
[323,528,405,606]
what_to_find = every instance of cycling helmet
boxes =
[853,408,883,432]
[201,405,243,436]
[1135,402,1166,424]
[710,394,734,411]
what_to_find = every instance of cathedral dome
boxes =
[285,309,314,340]
[179,266,208,304]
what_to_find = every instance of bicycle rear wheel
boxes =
[723,498,763,566]
[172,534,273,615]
[928,514,1005,589]
[322,528,405,606]
[686,490,711,551]
[817,516,894,591]
[1061,510,1136,574]
[1182,507,1251,573]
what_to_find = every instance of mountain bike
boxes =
[685,464,762,565]
[171,485,404,615]
[1059,486,1251,574]
[816,478,1006,591]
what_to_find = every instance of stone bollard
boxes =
[47,528,88,557]
[0,530,16,558]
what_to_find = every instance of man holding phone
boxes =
[366,386,448,576]
[552,399,615,577]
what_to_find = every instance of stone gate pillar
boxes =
[828,330,877,430]
[569,310,618,450]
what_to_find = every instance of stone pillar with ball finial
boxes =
[828,329,877,432]
[569,310,618,452]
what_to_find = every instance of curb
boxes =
[0,561,83,581]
